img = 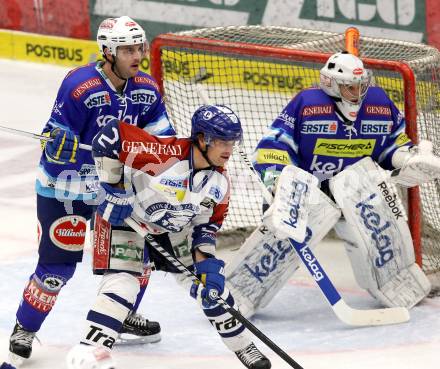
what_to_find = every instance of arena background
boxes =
[1,0,440,69]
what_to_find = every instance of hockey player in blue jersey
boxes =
[7,16,176,365]
[255,51,406,189]
[246,51,439,315]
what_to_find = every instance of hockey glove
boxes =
[391,140,440,187]
[43,128,79,164]
[190,258,225,308]
[97,182,134,226]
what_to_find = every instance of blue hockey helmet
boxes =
[190,105,243,145]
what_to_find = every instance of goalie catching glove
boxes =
[391,140,440,187]
[190,258,225,308]
[42,127,79,164]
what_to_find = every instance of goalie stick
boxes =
[191,72,410,326]
[0,124,92,150]
[125,217,304,369]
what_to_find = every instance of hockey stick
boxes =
[190,71,410,326]
[125,217,304,369]
[0,125,92,151]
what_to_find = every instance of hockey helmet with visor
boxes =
[191,105,243,149]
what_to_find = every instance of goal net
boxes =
[149,26,440,281]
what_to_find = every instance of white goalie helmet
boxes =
[97,16,147,57]
[320,51,371,121]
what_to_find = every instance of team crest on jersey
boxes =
[301,121,337,135]
[144,203,199,232]
[84,91,111,109]
[49,215,87,251]
[209,185,223,201]
[360,121,392,135]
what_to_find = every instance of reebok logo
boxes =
[377,181,405,220]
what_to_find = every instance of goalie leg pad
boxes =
[330,157,430,308]
[226,187,340,317]
[369,263,431,308]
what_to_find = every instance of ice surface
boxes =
[0,59,438,369]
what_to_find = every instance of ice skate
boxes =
[8,322,36,366]
[235,342,271,369]
[117,312,161,345]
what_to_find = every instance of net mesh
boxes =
[152,25,440,277]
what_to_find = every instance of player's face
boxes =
[115,44,146,78]
[206,138,237,167]
[339,81,368,104]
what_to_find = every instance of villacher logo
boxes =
[49,215,87,251]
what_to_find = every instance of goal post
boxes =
[149,26,440,279]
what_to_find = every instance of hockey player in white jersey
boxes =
[66,105,271,369]
[227,51,438,318]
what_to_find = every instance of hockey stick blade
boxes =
[333,299,409,326]
[290,237,410,326]
[0,125,91,150]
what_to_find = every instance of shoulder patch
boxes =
[133,76,159,90]
[302,104,334,116]
[71,77,102,99]
[364,105,392,116]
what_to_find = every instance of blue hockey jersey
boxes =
[37,62,176,200]
[253,86,413,187]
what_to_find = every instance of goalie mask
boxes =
[320,52,370,122]
[97,16,148,58]
[191,105,243,147]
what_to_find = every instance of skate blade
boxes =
[8,352,26,367]
[116,332,161,345]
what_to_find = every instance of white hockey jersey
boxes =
[94,120,230,256]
